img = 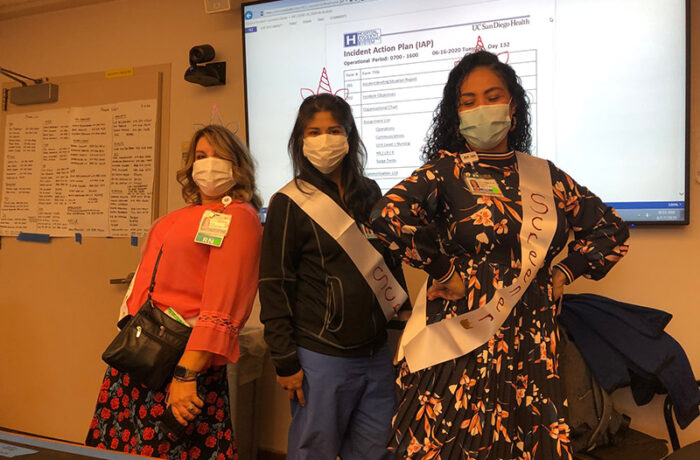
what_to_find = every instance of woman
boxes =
[85,125,263,459]
[369,51,630,459]
[259,93,410,460]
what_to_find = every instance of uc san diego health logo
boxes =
[343,29,382,47]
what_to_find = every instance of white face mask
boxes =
[458,103,512,150]
[192,157,234,198]
[303,134,349,174]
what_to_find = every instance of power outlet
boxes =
[204,0,231,14]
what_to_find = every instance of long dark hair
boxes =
[177,124,262,210]
[288,94,379,221]
[423,51,532,161]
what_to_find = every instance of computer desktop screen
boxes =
[243,0,689,224]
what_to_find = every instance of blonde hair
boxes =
[177,125,262,210]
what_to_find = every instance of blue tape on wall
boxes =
[75,233,82,244]
[17,232,50,243]
[130,236,138,246]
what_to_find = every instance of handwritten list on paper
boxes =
[0,99,157,237]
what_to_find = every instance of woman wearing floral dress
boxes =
[369,51,630,459]
[86,125,263,459]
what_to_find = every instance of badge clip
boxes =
[459,152,479,165]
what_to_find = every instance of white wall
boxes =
[0,0,246,211]
[0,0,265,327]
[0,0,698,453]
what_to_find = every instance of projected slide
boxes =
[243,0,687,224]
[324,3,554,190]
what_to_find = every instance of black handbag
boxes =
[102,248,192,390]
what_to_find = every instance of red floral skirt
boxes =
[85,365,237,459]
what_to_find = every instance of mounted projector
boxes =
[9,82,59,105]
[184,44,226,87]
[0,67,58,107]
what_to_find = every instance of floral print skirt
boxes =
[85,365,237,459]
[388,295,573,460]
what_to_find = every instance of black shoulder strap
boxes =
[148,247,163,297]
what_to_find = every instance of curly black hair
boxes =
[422,51,532,162]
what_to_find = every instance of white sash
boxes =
[278,180,408,321]
[399,152,557,372]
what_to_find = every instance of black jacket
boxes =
[259,173,409,376]
[559,293,700,429]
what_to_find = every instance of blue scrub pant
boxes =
[286,344,395,460]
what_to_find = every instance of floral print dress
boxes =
[369,150,629,459]
[85,365,236,459]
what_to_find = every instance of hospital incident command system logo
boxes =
[343,29,382,47]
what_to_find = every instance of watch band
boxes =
[173,365,199,380]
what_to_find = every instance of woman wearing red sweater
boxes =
[85,125,263,459]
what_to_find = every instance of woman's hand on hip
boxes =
[427,272,466,301]
[168,379,204,426]
[552,266,567,301]
[276,370,305,407]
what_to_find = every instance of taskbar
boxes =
[606,201,686,224]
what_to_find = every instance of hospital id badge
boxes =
[463,173,504,197]
[195,210,231,247]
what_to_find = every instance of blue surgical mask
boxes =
[458,103,511,150]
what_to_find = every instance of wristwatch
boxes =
[173,365,199,381]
